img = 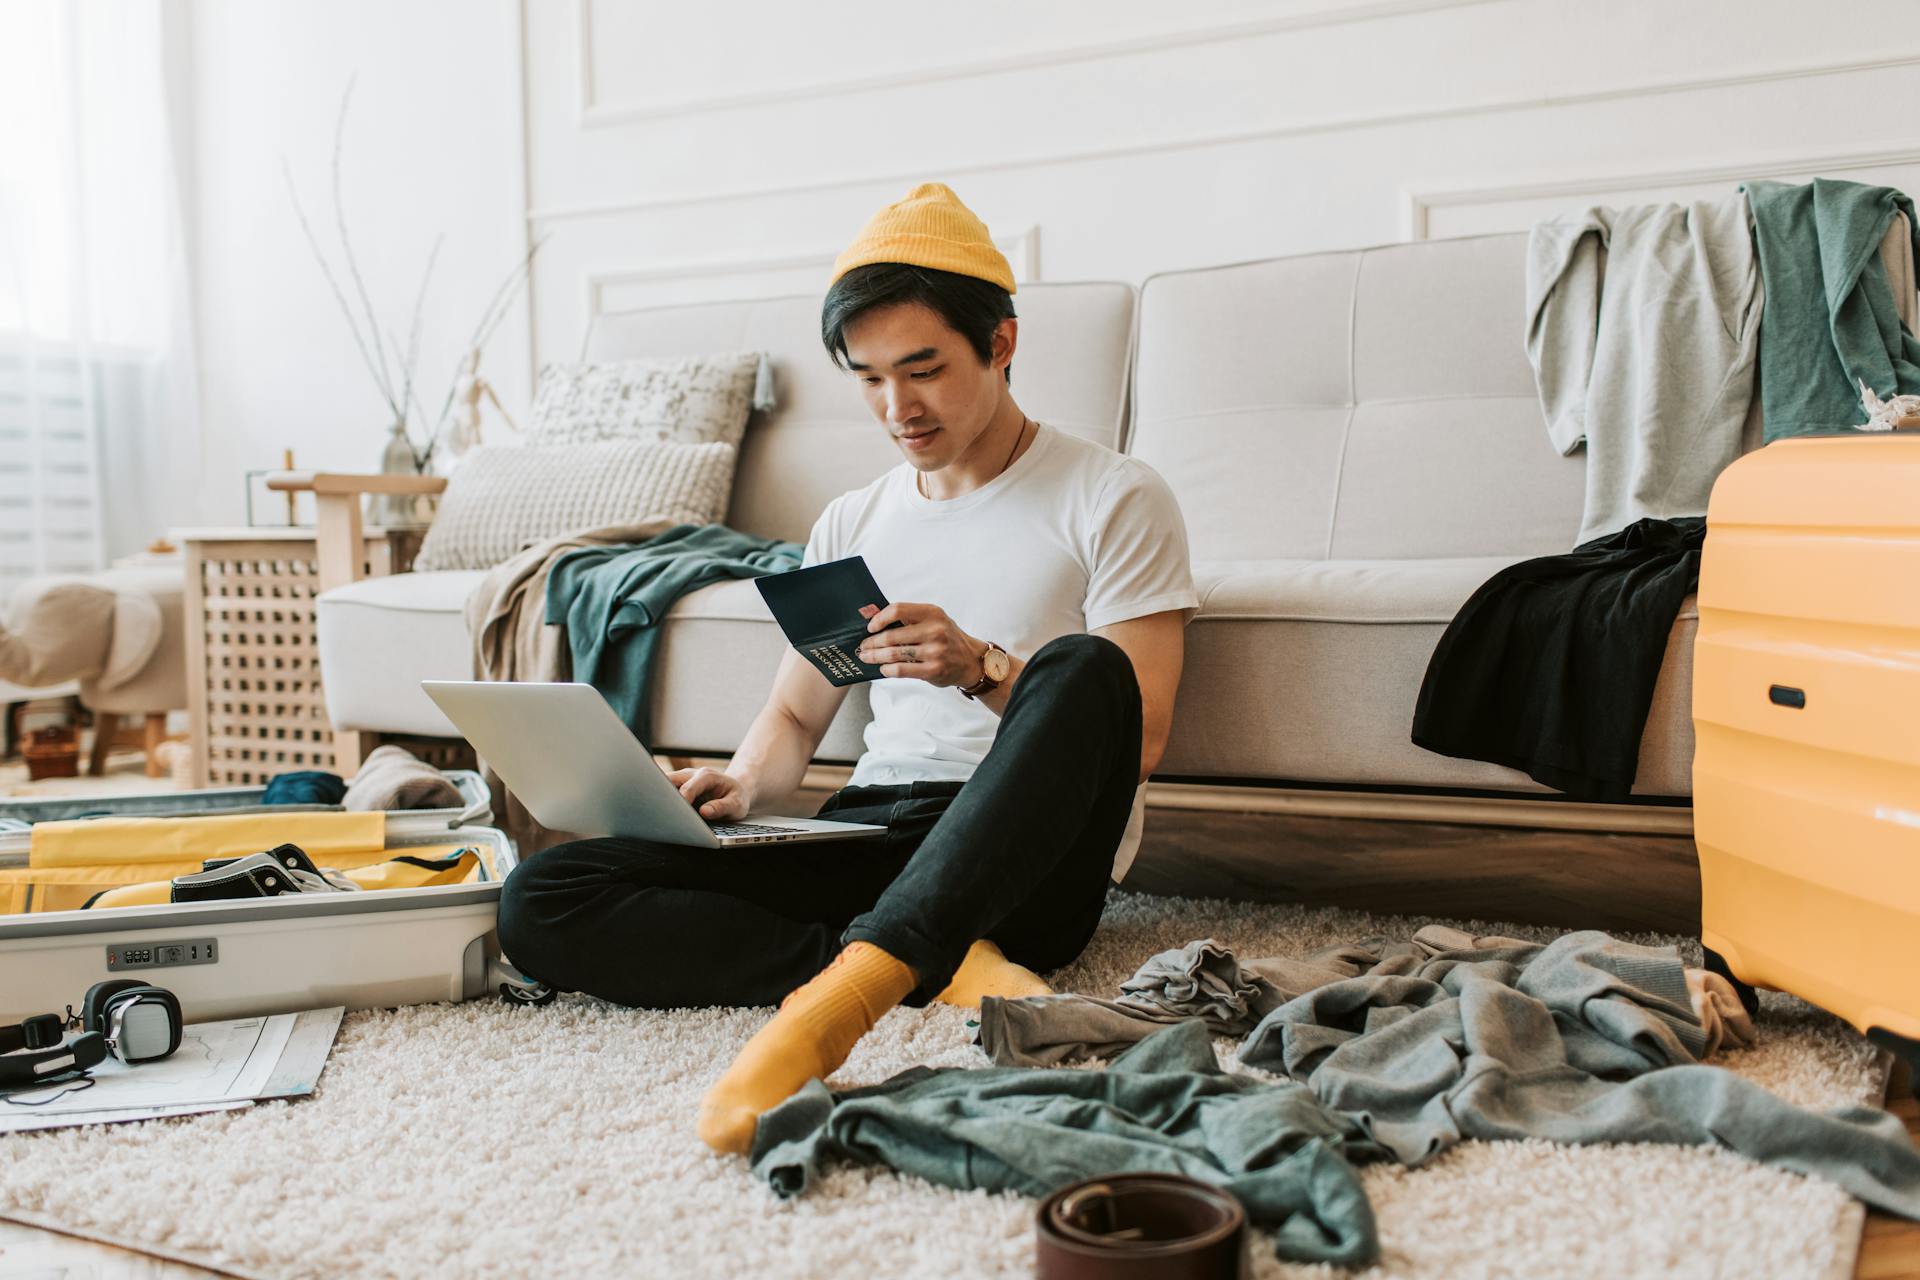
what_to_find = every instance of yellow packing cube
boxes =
[83,846,484,912]
[4,812,389,914]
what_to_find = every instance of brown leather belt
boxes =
[1035,1173,1247,1279]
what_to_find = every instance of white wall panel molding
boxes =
[582,227,1041,317]
[510,0,538,396]
[528,52,1920,225]
[1403,144,1920,239]
[571,0,1500,128]
[572,0,595,122]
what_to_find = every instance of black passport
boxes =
[755,555,896,686]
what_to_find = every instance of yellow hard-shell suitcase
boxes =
[1693,432,1920,1063]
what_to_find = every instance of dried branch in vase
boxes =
[282,75,544,472]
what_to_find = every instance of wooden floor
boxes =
[1861,1063,1920,1279]
[0,1216,226,1277]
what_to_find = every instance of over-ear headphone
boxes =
[0,980,183,1091]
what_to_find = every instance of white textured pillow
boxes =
[412,441,737,572]
[527,353,762,450]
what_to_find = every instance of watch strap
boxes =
[959,642,1006,700]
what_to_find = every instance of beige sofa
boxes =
[308,224,1916,822]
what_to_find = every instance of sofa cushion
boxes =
[1160,558,1694,797]
[1132,235,1585,563]
[317,570,487,737]
[1194,556,1519,622]
[413,440,737,572]
[527,352,761,449]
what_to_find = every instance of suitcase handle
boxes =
[448,796,493,830]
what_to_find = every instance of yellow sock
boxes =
[697,941,917,1155]
[934,939,1054,1007]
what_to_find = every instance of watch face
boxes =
[983,646,1010,681]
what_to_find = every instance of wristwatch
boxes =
[958,641,1011,700]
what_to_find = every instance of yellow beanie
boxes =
[830,182,1017,294]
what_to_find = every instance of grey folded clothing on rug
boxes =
[1227,933,1915,1221]
[977,930,1901,1195]
[342,744,463,811]
[979,925,1753,1070]
[978,924,1541,1068]
[1237,928,1709,1086]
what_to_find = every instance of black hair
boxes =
[821,263,1016,385]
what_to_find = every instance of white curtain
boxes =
[0,0,201,603]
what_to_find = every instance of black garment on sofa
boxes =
[1409,516,1706,803]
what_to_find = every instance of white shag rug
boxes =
[0,892,1889,1280]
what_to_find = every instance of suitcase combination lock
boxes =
[107,938,219,971]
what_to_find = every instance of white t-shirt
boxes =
[802,422,1197,879]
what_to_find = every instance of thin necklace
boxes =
[918,417,1030,499]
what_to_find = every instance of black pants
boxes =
[497,633,1143,1008]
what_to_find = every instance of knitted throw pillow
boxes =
[527,353,763,450]
[412,440,737,572]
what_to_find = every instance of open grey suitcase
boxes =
[0,773,542,1024]
[0,773,480,831]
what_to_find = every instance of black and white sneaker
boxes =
[170,845,360,903]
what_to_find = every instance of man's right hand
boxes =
[666,766,752,823]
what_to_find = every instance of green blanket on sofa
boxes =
[545,523,803,737]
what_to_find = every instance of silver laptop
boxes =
[422,681,886,847]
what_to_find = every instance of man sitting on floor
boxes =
[497,182,1196,1155]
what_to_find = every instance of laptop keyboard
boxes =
[708,822,808,837]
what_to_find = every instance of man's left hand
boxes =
[856,602,983,687]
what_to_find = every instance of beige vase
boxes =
[369,421,429,525]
